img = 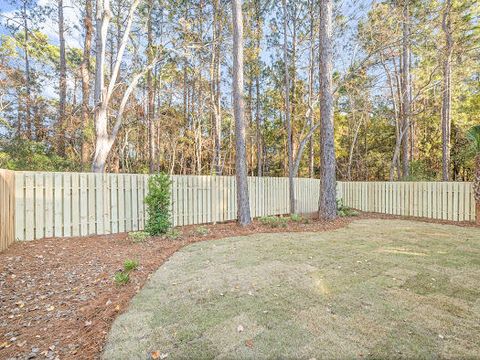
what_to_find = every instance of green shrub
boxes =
[289,214,309,224]
[114,271,130,285]
[114,259,139,285]
[124,259,139,272]
[0,139,77,171]
[195,226,209,236]
[259,216,288,228]
[165,228,182,240]
[145,173,172,235]
[336,199,359,217]
[128,231,150,243]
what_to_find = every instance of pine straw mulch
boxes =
[0,213,476,360]
[0,215,354,360]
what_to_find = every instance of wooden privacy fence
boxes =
[14,172,320,241]
[7,171,477,243]
[338,181,476,222]
[0,169,15,251]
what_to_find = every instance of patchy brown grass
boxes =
[104,219,480,359]
[0,215,350,360]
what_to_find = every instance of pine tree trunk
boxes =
[318,0,337,220]
[232,0,251,226]
[255,0,263,177]
[58,0,67,156]
[475,154,480,225]
[255,71,263,177]
[441,0,453,181]
[401,0,410,179]
[211,0,222,175]
[80,0,93,170]
[147,0,155,174]
[282,0,295,214]
[22,1,32,140]
[308,0,315,179]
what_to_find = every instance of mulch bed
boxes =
[1,213,476,359]
[0,216,355,360]
[361,211,479,228]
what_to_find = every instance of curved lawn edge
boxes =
[103,219,480,359]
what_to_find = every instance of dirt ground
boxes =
[0,215,353,360]
[104,219,480,359]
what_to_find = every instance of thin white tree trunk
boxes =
[347,111,362,181]
[92,0,150,173]
[292,122,320,177]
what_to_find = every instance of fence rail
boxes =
[7,171,477,244]
[338,181,476,222]
[0,169,15,251]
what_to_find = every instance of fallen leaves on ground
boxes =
[4,214,444,359]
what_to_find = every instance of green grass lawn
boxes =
[103,219,480,359]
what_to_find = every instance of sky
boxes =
[0,0,82,47]
[0,0,373,104]
[0,0,372,62]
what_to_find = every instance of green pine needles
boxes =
[145,173,172,235]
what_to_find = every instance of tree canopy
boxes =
[0,0,478,181]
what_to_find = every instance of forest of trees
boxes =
[0,0,479,182]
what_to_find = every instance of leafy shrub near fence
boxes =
[259,216,289,228]
[145,173,172,235]
[336,199,359,217]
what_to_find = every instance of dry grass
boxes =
[103,219,480,359]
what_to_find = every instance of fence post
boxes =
[0,169,15,252]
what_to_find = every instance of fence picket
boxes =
[4,171,477,244]
[110,175,118,234]
[79,174,88,236]
[71,173,80,237]
[0,170,15,251]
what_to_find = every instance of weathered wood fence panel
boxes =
[0,169,15,251]
[336,181,476,222]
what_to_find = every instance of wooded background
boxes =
[0,0,479,181]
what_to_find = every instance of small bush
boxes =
[165,228,182,240]
[124,259,139,272]
[128,231,150,243]
[195,226,209,236]
[259,216,288,228]
[114,271,130,285]
[114,259,139,285]
[336,199,359,217]
[145,173,172,236]
[289,214,310,224]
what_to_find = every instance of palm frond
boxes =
[467,125,480,153]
